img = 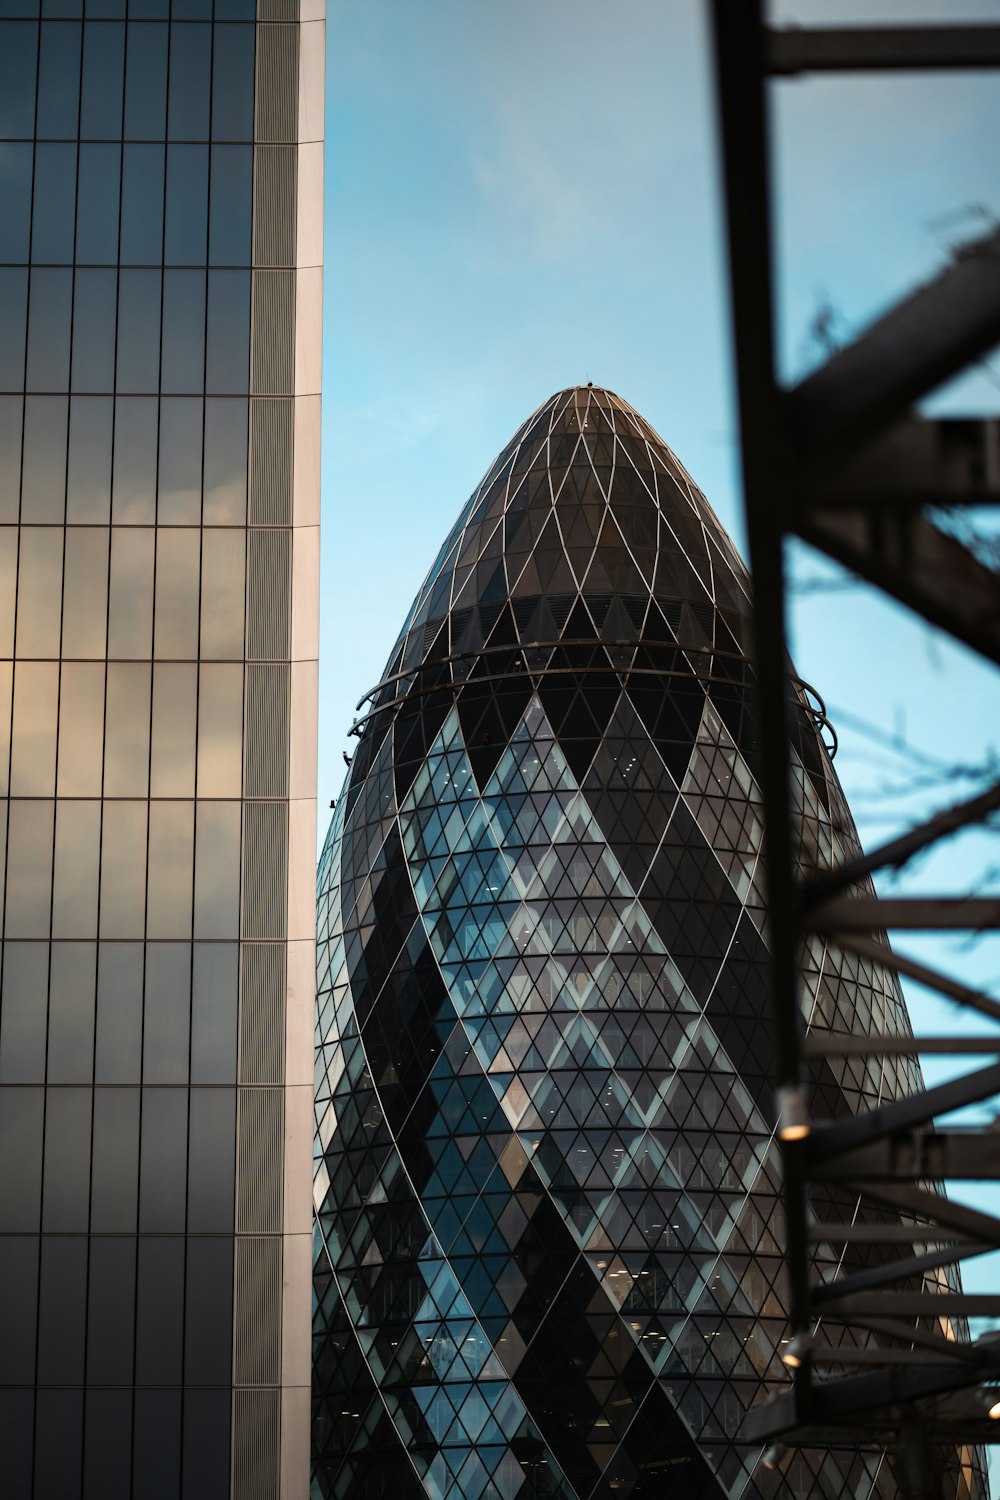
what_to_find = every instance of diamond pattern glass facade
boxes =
[313,387,985,1500]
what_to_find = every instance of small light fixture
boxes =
[776,1083,811,1143]
[983,1388,1000,1420]
[781,1331,813,1370]
[761,1444,785,1471]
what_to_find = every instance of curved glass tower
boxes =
[313,387,984,1500]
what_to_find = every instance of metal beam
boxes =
[853,1317,986,1364]
[809,1224,973,1245]
[850,1181,1000,1245]
[810,1243,987,1304]
[803,1034,1000,1056]
[809,1131,1000,1182]
[767,25,1000,75]
[835,932,1000,1026]
[786,226,1000,462]
[818,1292,1000,1318]
[801,416,1000,508]
[806,1059,1000,1165]
[808,896,1000,932]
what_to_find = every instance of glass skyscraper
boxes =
[0,0,322,1493]
[313,387,985,1500]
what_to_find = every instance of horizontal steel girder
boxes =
[767,24,1000,75]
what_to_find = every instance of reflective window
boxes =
[184,1236,233,1383]
[135,1237,183,1383]
[67,395,114,520]
[104,662,151,795]
[0,1238,38,1382]
[99,799,147,938]
[0,268,28,390]
[134,1392,181,1499]
[161,269,206,392]
[80,20,125,138]
[0,396,23,521]
[0,661,11,792]
[146,800,194,938]
[187,1089,234,1230]
[36,1236,87,1381]
[168,24,210,141]
[203,398,247,523]
[0,527,17,652]
[0,943,48,1083]
[90,1087,139,1227]
[120,143,165,264]
[36,21,82,139]
[159,397,202,522]
[10,660,58,795]
[62,527,110,656]
[197,663,242,795]
[208,145,252,265]
[71,267,118,392]
[164,143,207,264]
[182,1391,230,1500]
[21,394,68,521]
[190,942,237,1084]
[211,25,254,141]
[42,1087,92,1229]
[0,142,33,261]
[112,397,157,521]
[32,144,77,263]
[143,943,190,1082]
[107,527,154,655]
[0,1088,43,1227]
[123,20,167,137]
[150,662,196,796]
[205,269,250,393]
[26,266,73,390]
[83,1390,133,1500]
[77,142,121,263]
[58,664,105,793]
[94,941,143,1083]
[0,1391,33,1497]
[16,526,63,655]
[200,529,245,659]
[6,800,54,937]
[87,1237,136,1382]
[47,942,97,1081]
[116,269,161,393]
[0,22,38,138]
[139,1088,187,1229]
[52,799,102,936]
[154,527,200,657]
[193,800,240,938]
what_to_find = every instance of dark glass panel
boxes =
[83,1391,133,1500]
[124,20,167,137]
[213,0,254,15]
[143,943,190,1082]
[47,943,97,1081]
[167,23,210,141]
[31,143,76,262]
[0,267,29,390]
[36,1235,87,1381]
[26,265,73,389]
[135,1237,183,1383]
[112,395,157,519]
[0,1087,43,1227]
[159,397,202,521]
[164,143,208,264]
[104,662,151,795]
[205,269,250,393]
[208,144,252,265]
[5,799,55,938]
[11,660,58,794]
[200,528,244,657]
[80,20,125,138]
[139,1086,188,1228]
[171,0,209,18]
[0,1393,33,1499]
[42,1086,92,1229]
[107,527,154,654]
[94,942,143,1083]
[0,22,38,137]
[0,943,48,1083]
[146,800,194,935]
[127,0,167,18]
[133,1391,181,1500]
[98,798,147,938]
[187,1088,234,1230]
[21,393,68,520]
[0,526,16,651]
[184,1235,233,1383]
[15,526,62,654]
[87,1237,137,1383]
[196,663,242,794]
[0,141,32,261]
[90,1085,139,1226]
[211,24,254,141]
[76,142,120,262]
[57,663,106,791]
[190,942,238,1084]
[0,1237,38,1380]
[116,269,161,393]
[0,659,9,789]
[67,394,114,520]
[34,1390,84,1499]
[120,142,164,263]
[193,799,240,938]
[161,269,206,392]
[151,662,197,795]
[36,21,81,136]
[87,0,125,17]
[153,528,200,655]
[71,267,118,392]
[182,1392,230,1500]
[0,395,23,520]
[55,801,116,937]
[203,397,247,523]
[62,530,110,657]
[44,0,83,14]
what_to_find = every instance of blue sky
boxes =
[319,0,1000,1356]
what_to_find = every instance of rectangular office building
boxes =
[0,0,322,1493]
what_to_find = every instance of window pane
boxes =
[120,143,165,264]
[0,661,10,793]
[0,1392,33,1497]
[0,141,32,261]
[139,1088,186,1229]
[133,1392,181,1498]
[161,269,206,392]
[0,1238,38,1382]
[6,800,54,937]
[143,942,189,1081]
[94,941,143,1083]
[205,269,250,394]
[200,527,245,659]
[0,1088,43,1227]
[48,942,96,1081]
[0,943,48,1083]
[31,143,76,263]
[0,268,28,390]
[187,1089,234,1230]
[21,393,68,521]
[35,1390,83,1499]
[135,1239,183,1382]
[37,21,81,139]
[116,269,161,393]
[154,527,199,657]
[123,19,166,138]
[42,1088,92,1230]
[76,142,121,263]
[146,799,194,938]
[194,800,240,938]
[80,19,125,138]
[151,661,196,795]
[211,25,254,142]
[167,24,210,141]
[11,659,58,795]
[16,526,63,655]
[184,1235,232,1383]
[0,396,23,521]
[203,397,247,523]
[107,527,154,656]
[104,661,151,795]
[0,526,16,652]
[208,145,252,266]
[83,1390,133,1500]
[112,396,157,520]
[52,798,102,936]
[72,267,118,392]
[190,942,237,1084]
[159,397,202,521]
[182,1391,230,1500]
[197,663,242,795]
[62,526,110,656]
[58,663,105,793]
[87,1238,136,1383]
[37,1237,87,1381]
[26,265,73,390]
[0,22,38,138]
[90,1087,139,1227]
[99,799,147,938]
[164,143,207,264]
[67,394,113,520]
